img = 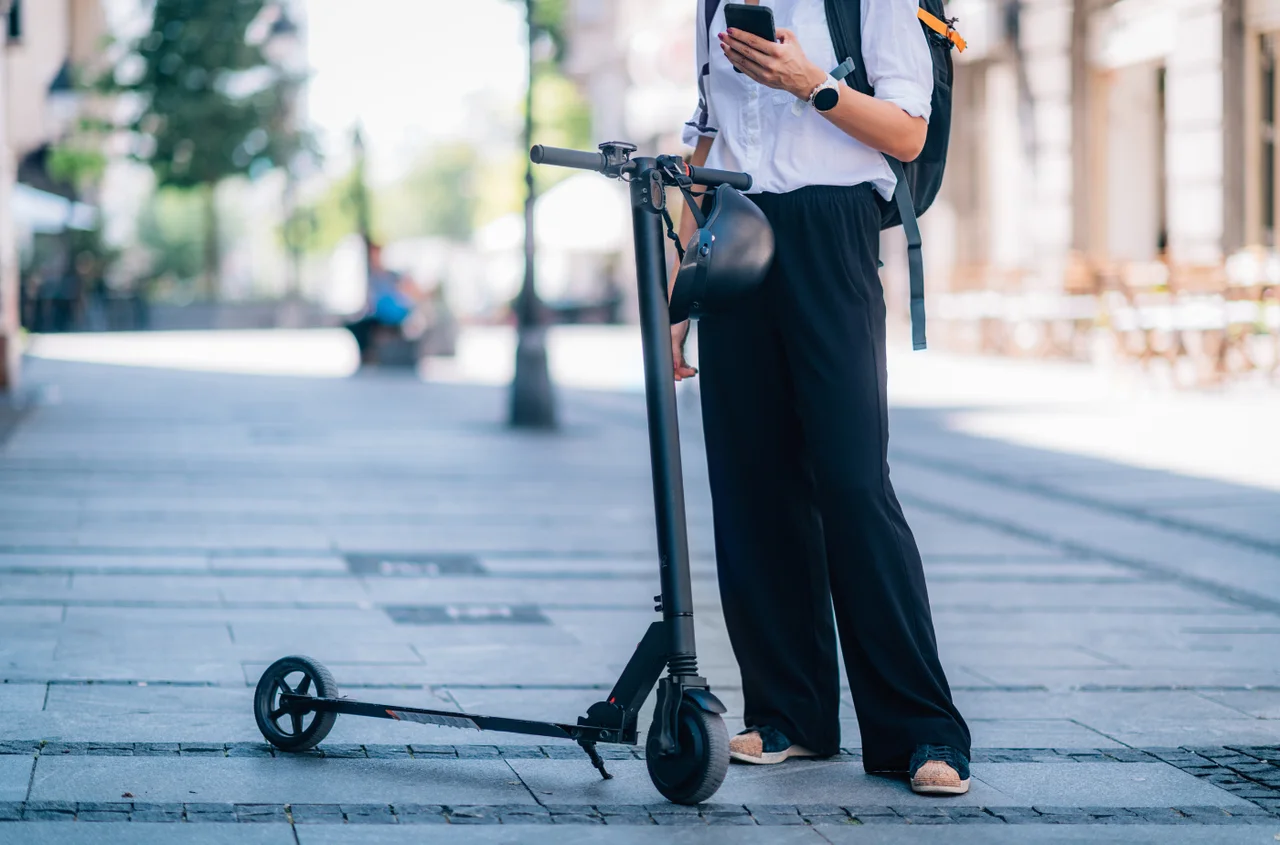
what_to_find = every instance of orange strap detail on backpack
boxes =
[918,8,966,52]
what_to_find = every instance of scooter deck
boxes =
[278,693,632,745]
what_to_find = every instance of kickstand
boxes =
[579,741,612,780]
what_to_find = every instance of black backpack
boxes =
[702,0,961,350]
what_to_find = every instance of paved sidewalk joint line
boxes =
[0,801,1273,825]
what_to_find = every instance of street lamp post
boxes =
[351,125,372,286]
[266,4,304,310]
[509,0,556,429]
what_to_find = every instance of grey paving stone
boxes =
[968,719,1122,749]
[391,803,446,824]
[364,746,411,759]
[843,804,898,817]
[289,803,345,824]
[974,762,1255,807]
[22,800,76,821]
[646,801,703,814]
[497,812,556,824]
[0,823,294,844]
[130,804,184,822]
[319,745,367,758]
[343,803,396,823]
[132,743,181,757]
[29,757,537,806]
[0,742,38,756]
[226,743,273,758]
[553,814,604,824]
[0,757,33,802]
[444,805,500,824]
[727,762,1016,807]
[0,711,264,744]
[295,826,826,843]
[653,813,709,825]
[236,803,289,823]
[0,684,46,712]
[76,810,132,821]
[184,802,237,823]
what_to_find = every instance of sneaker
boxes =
[909,744,971,795]
[729,726,818,765]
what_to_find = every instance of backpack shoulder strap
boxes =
[705,0,720,39]
[825,0,870,95]
[826,0,929,351]
[887,158,927,351]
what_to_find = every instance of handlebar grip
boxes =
[529,145,606,171]
[688,165,752,191]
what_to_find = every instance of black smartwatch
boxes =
[808,76,840,112]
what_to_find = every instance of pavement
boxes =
[1,326,1279,844]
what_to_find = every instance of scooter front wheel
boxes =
[645,701,729,805]
[254,655,338,752]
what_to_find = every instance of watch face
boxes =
[814,86,839,112]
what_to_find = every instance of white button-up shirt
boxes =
[683,0,935,199]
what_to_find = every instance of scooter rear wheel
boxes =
[645,701,729,805]
[254,655,338,752]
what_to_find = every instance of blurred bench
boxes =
[1098,259,1278,386]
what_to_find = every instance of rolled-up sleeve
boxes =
[682,0,718,147]
[682,71,718,147]
[862,0,934,121]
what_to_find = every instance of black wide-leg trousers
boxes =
[696,183,970,772]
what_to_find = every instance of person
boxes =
[672,0,972,795]
[346,243,419,364]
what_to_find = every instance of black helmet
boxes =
[668,184,774,324]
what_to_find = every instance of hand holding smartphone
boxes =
[722,3,777,74]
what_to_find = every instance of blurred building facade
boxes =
[563,0,698,155]
[941,0,1242,287]
[562,0,1276,365]
[1,0,108,391]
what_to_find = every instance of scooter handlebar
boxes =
[687,165,752,192]
[530,145,753,191]
[529,145,605,171]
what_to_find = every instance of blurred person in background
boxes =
[671,0,972,796]
[345,243,422,364]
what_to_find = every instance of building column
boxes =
[1070,0,1090,255]
[1222,0,1246,253]
[0,14,16,396]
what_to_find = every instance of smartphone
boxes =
[722,3,777,73]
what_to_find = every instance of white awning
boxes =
[12,183,98,234]
[474,172,630,254]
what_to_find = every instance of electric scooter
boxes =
[253,141,754,805]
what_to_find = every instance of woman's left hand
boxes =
[720,27,826,100]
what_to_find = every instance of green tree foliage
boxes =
[136,187,205,292]
[377,144,479,244]
[110,0,306,298]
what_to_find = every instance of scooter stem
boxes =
[629,158,698,669]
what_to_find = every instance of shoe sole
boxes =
[911,777,971,795]
[729,746,819,765]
